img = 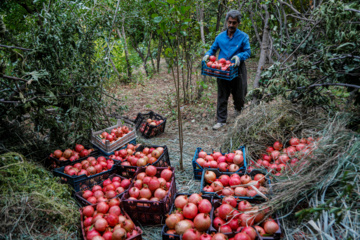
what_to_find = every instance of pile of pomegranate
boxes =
[212,199,279,239]
[98,125,131,144]
[202,171,268,198]
[139,118,164,134]
[248,137,317,176]
[63,156,115,177]
[50,144,93,162]
[196,149,244,173]
[165,193,213,240]
[81,199,140,240]
[123,166,173,202]
[204,56,235,76]
[80,176,131,204]
[109,145,165,167]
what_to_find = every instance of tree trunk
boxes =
[253,4,270,90]
[196,0,207,100]
[116,24,132,82]
[215,1,223,32]
[156,35,163,73]
[147,33,156,72]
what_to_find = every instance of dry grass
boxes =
[222,101,360,239]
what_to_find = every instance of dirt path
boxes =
[111,58,258,239]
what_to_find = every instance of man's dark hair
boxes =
[225,10,241,23]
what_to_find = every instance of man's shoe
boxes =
[212,122,226,130]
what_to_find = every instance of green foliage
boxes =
[0,0,123,155]
[254,0,360,110]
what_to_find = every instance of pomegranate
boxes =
[240,175,251,184]
[120,179,131,189]
[229,176,241,186]
[204,171,216,183]
[105,190,116,199]
[84,217,93,227]
[154,188,167,200]
[218,203,233,220]
[264,220,279,234]
[221,187,234,196]
[234,232,251,240]
[182,228,201,240]
[145,165,157,177]
[196,158,206,167]
[226,153,235,163]
[213,216,226,228]
[198,150,207,159]
[175,220,192,235]
[219,224,232,233]
[239,213,255,226]
[212,151,222,160]
[194,213,211,232]
[112,228,126,240]
[273,141,283,150]
[218,175,230,186]
[203,185,214,192]
[228,218,240,231]
[174,195,188,209]
[102,231,112,240]
[166,214,180,229]
[211,233,228,240]
[200,233,212,240]
[82,206,94,217]
[233,154,244,165]
[271,150,280,160]
[218,162,228,172]
[94,218,108,232]
[96,202,109,214]
[188,193,202,205]
[183,203,198,219]
[217,155,226,163]
[235,187,248,196]
[53,150,62,158]
[211,181,224,192]
[222,196,237,208]
[139,187,152,199]
[109,205,121,216]
[229,164,240,172]
[241,226,257,240]
[198,199,212,213]
[86,229,101,240]
[238,200,252,211]
[254,225,266,236]
[160,168,173,182]
[254,174,266,185]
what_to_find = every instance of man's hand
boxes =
[231,56,240,67]
[202,55,209,62]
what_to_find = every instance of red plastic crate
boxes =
[121,167,176,225]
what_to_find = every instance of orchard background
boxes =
[0,0,359,239]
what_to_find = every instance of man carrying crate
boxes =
[203,10,251,130]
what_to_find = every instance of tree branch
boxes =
[0,44,33,51]
[298,82,360,89]
[345,8,360,14]
[279,0,302,15]
[0,74,28,82]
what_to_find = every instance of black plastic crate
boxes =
[134,111,167,138]
[201,61,239,81]
[47,145,99,170]
[121,167,176,225]
[116,145,171,178]
[161,193,213,240]
[209,198,281,240]
[192,146,247,180]
[80,202,143,240]
[74,173,130,206]
[200,169,270,201]
[53,159,120,192]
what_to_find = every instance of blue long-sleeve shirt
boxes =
[205,29,251,62]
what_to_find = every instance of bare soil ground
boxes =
[108,57,258,239]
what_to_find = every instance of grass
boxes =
[0,152,80,239]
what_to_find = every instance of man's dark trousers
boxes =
[216,61,247,123]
